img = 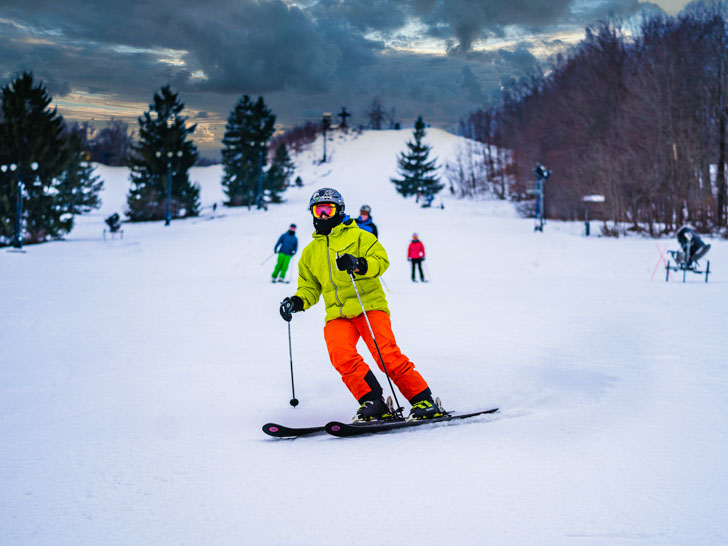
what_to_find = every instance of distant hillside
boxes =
[90,128,502,222]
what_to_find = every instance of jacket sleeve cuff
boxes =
[357,258,383,278]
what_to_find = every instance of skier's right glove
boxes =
[336,254,368,275]
[279,296,303,322]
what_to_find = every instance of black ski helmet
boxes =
[309,188,345,212]
[360,204,371,213]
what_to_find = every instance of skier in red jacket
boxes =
[407,233,426,282]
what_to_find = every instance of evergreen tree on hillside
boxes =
[390,116,442,198]
[127,86,199,221]
[0,72,102,245]
[265,143,295,203]
[221,95,276,207]
[57,125,103,215]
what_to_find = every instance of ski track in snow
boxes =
[1,129,727,545]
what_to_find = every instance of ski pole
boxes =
[347,271,404,417]
[287,321,299,407]
[261,253,275,266]
[423,261,432,282]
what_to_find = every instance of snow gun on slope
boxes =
[665,225,711,283]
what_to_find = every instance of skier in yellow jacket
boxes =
[279,188,443,422]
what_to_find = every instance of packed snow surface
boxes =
[1,130,726,545]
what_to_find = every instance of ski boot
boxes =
[406,396,445,421]
[353,397,393,423]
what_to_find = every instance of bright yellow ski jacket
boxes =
[294,218,390,322]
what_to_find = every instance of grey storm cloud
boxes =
[0,0,665,144]
[314,0,579,53]
[460,65,482,102]
[180,2,343,93]
[0,0,388,95]
[414,0,574,53]
[498,47,539,73]
[569,0,644,22]
[310,0,410,32]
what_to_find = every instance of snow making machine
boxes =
[103,213,124,240]
[665,225,711,283]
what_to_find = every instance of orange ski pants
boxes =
[323,310,429,403]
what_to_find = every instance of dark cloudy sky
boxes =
[0,0,690,152]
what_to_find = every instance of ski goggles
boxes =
[312,203,337,218]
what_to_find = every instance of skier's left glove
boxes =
[336,253,368,275]
[280,296,303,322]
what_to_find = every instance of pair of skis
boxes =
[263,407,499,438]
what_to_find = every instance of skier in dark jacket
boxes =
[355,204,378,238]
[272,224,298,283]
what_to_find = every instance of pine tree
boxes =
[127,86,199,222]
[0,72,102,245]
[265,143,295,203]
[221,95,276,207]
[390,116,443,198]
[56,125,103,216]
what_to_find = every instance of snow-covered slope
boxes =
[1,129,726,545]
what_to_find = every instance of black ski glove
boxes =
[336,254,368,275]
[280,296,303,322]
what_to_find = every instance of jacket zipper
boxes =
[326,236,344,316]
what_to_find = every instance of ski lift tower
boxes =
[529,163,551,231]
[1,160,39,248]
[321,112,332,162]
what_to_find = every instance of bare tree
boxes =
[366,97,386,130]
[269,121,320,154]
[90,118,133,166]
[460,8,728,235]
